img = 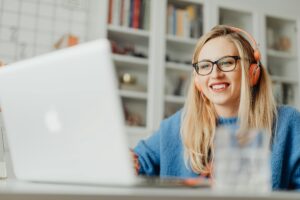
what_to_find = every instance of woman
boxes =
[133,25,300,190]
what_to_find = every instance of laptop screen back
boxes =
[0,39,137,185]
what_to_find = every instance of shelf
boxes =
[271,75,298,84]
[108,25,150,38]
[267,49,296,59]
[166,34,198,45]
[219,7,253,33]
[112,54,149,68]
[165,95,186,104]
[119,90,148,100]
[165,61,192,72]
[126,126,149,135]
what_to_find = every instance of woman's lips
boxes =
[210,83,230,92]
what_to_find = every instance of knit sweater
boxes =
[133,105,300,190]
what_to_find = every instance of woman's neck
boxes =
[214,105,238,118]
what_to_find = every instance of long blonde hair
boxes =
[181,25,277,174]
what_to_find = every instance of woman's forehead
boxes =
[197,37,238,61]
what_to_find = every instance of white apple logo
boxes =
[45,109,62,133]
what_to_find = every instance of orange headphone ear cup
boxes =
[253,49,261,61]
[249,63,260,86]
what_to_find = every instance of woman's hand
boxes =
[130,149,140,175]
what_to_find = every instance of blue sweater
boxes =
[134,105,300,190]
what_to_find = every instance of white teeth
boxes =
[212,84,226,90]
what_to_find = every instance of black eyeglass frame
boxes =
[192,55,241,76]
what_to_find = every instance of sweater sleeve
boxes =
[133,129,161,176]
[290,109,300,189]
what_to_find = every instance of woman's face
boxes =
[195,37,242,116]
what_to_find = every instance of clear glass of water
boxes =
[0,114,7,179]
[213,126,271,192]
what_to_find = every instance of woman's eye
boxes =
[220,61,233,66]
[200,64,210,69]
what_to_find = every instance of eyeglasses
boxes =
[192,56,240,76]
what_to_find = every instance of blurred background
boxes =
[0,0,300,147]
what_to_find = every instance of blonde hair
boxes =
[181,25,277,174]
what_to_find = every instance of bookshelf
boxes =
[265,15,299,106]
[159,0,204,120]
[1,0,300,148]
[104,0,156,146]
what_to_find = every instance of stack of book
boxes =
[166,3,203,39]
[108,0,150,30]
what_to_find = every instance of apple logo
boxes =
[44,108,62,133]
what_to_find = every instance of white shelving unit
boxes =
[1,0,300,148]
[4,0,300,180]
[265,15,299,106]
[157,0,204,120]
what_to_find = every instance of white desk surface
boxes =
[0,179,300,200]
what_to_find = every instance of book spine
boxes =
[138,0,145,29]
[129,0,134,27]
[120,0,125,26]
[108,0,113,24]
[142,0,150,30]
[112,0,121,26]
[122,0,130,27]
[132,0,141,29]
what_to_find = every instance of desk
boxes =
[0,179,300,200]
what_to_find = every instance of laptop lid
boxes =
[0,39,137,185]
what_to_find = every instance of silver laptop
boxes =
[0,39,210,187]
[0,39,139,186]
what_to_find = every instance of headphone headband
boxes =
[228,26,261,62]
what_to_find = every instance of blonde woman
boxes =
[133,25,300,190]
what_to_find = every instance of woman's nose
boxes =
[210,64,224,78]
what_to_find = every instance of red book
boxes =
[132,0,141,29]
[108,0,113,24]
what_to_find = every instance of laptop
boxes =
[0,39,210,187]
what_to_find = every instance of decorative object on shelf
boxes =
[120,73,137,85]
[123,103,143,127]
[119,73,146,92]
[173,74,187,96]
[276,36,291,52]
[110,40,147,58]
[54,34,79,49]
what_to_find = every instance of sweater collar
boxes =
[217,116,238,125]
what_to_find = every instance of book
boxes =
[108,0,113,24]
[122,0,131,27]
[132,0,141,29]
[112,0,121,26]
[142,0,150,30]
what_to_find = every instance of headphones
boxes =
[194,26,261,92]
[229,26,261,87]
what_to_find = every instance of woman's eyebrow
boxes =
[198,55,235,63]
[197,58,211,62]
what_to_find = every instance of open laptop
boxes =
[0,39,210,187]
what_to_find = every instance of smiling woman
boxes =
[131,25,300,190]
[193,37,242,118]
